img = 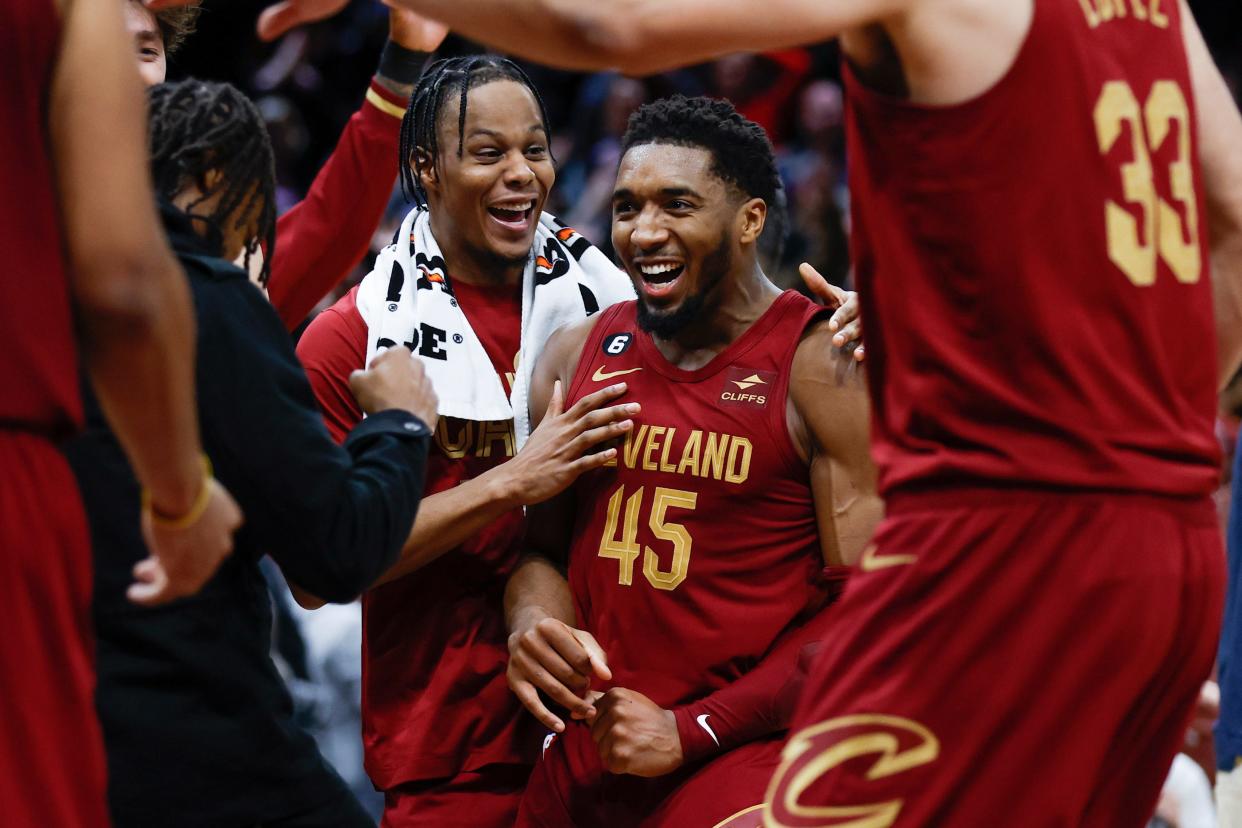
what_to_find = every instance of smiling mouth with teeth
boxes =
[488,201,535,224]
[639,262,685,284]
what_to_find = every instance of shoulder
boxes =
[789,316,866,414]
[541,312,608,384]
[296,288,367,374]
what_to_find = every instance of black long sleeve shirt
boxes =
[64,204,430,826]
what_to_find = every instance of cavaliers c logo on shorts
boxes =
[763,714,939,828]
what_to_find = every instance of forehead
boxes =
[615,143,723,195]
[438,79,543,138]
[124,0,160,41]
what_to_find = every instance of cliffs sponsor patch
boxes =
[720,367,776,408]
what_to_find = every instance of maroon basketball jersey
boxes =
[0,0,82,435]
[847,0,1218,498]
[563,291,827,708]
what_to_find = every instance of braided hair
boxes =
[398,55,553,208]
[147,80,277,284]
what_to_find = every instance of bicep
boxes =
[50,0,167,285]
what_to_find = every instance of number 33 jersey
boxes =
[561,291,829,708]
[847,0,1219,499]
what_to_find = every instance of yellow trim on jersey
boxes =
[365,87,406,120]
[711,803,764,828]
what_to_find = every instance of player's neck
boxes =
[648,265,780,371]
[430,216,525,288]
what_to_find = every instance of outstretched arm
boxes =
[266,9,446,329]
[1182,1,1242,388]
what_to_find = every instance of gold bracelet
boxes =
[366,87,407,120]
[142,455,214,531]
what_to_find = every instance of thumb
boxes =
[257,1,306,41]
[576,631,612,682]
[547,379,564,419]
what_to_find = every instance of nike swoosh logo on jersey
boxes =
[592,366,643,382]
[859,543,917,573]
[696,714,720,747]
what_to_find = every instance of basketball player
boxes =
[294,56,640,827]
[302,0,1242,823]
[1,0,240,823]
[505,95,879,828]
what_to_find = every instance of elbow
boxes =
[557,3,663,75]
[73,254,179,342]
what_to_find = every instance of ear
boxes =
[197,167,226,195]
[737,197,767,245]
[414,148,439,197]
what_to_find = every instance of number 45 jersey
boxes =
[562,292,829,708]
[847,0,1219,500]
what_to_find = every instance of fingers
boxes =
[546,380,564,420]
[127,557,171,606]
[574,402,641,434]
[831,317,862,348]
[256,1,302,41]
[574,630,613,682]
[571,690,606,721]
[565,382,629,420]
[509,677,566,733]
[799,262,842,308]
[574,417,634,452]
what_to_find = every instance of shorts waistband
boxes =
[885,485,1218,526]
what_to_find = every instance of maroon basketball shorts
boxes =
[517,721,782,828]
[381,762,530,828]
[765,488,1224,828]
[0,432,107,828]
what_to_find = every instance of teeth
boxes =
[494,201,533,213]
[640,263,681,276]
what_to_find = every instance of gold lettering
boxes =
[622,424,649,469]
[1151,0,1168,27]
[642,426,666,472]
[658,427,678,473]
[1078,0,1100,27]
[435,419,473,459]
[677,430,702,477]
[1095,0,1115,22]
[476,420,515,458]
[702,432,729,481]
[1129,0,1147,20]
[725,437,753,485]
[1112,0,1127,18]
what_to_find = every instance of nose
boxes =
[630,205,668,250]
[502,150,536,188]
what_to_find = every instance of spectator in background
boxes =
[778,78,850,289]
[67,78,439,828]
[125,0,448,328]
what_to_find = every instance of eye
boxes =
[525,144,548,158]
[473,148,502,161]
[140,47,161,58]
[613,201,636,217]
[667,199,693,211]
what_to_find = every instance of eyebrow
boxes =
[611,186,704,201]
[135,29,162,45]
[466,125,548,139]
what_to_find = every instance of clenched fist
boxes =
[350,347,439,430]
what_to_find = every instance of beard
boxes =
[636,234,731,340]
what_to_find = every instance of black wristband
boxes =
[377,40,430,86]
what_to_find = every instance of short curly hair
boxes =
[154,3,201,56]
[620,95,781,208]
